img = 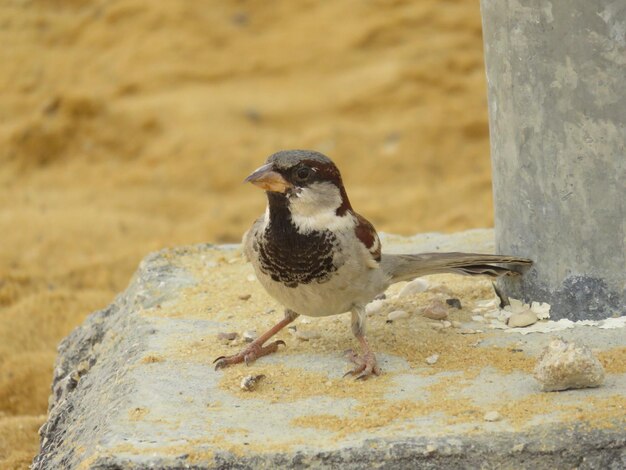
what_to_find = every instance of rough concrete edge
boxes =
[89,423,626,470]
[32,302,120,470]
[31,246,204,469]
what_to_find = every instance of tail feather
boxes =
[381,252,532,283]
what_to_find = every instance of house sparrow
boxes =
[214,150,531,379]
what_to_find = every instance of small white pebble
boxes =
[471,315,485,323]
[243,330,258,342]
[442,320,452,328]
[398,279,429,297]
[475,298,499,309]
[246,274,256,282]
[426,354,439,365]
[295,330,321,341]
[240,374,265,391]
[429,322,445,330]
[484,411,501,422]
[299,317,311,324]
[387,310,410,321]
[507,310,538,328]
[365,299,385,315]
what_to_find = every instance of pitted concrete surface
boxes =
[33,230,626,469]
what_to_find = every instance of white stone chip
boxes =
[397,279,429,297]
[599,317,626,329]
[530,301,551,319]
[240,374,265,391]
[475,298,500,310]
[504,316,626,335]
[365,299,385,315]
[295,330,321,341]
[425,354,439,365]
[484,411,501,422]
[387,310,410,321]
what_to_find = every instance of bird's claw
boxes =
[213,339,286,371]
[213,357,229,370]
[343,349,381,380]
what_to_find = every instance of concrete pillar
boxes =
[480,0,625,320]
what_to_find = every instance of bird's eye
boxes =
[295,167,311,181]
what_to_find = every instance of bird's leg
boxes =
[344,308,381,380]
[214,309,298,370]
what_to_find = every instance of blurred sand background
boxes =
[0,0,493,467]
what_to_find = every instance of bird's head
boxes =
[244,150,352,218]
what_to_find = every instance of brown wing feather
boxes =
[353,213,381,262]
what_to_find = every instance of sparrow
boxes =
[214,150,531,379]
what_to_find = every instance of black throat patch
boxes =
[255,193,340,288]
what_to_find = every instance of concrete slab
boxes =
[33,230,626,469]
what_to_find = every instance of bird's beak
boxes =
[244,163,293,193]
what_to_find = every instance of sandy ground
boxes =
[0,1,493,467]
